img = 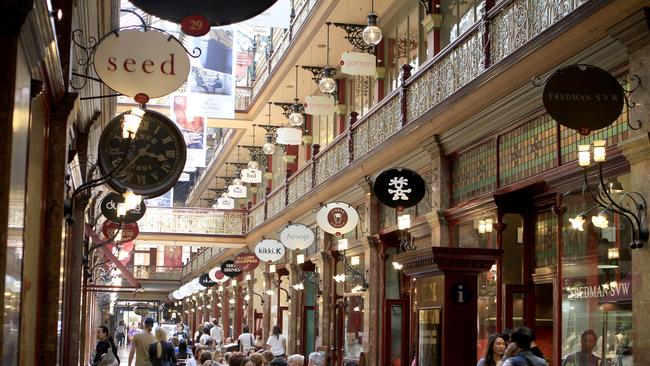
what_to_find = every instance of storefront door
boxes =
[505,284,530,329]
[383,299,409,366]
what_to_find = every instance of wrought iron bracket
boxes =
[332,22,376,54]
[274,102,304,118]
[238,145,268,169]
[301,65,326,85]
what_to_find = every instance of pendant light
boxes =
[362,0,382,46]
[319,22,337,94]
[263,102,276,155]
[288,65,304,127]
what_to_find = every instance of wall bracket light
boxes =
[572,140,648,249]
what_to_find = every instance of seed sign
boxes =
[93,29,190,102]
[316,202,359,237]
[280,224,315,251]
[373,168,426,210]
[542,64,624,135]
[255,239,286,263]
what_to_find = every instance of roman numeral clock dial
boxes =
[97,109,187,198]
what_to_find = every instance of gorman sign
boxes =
[304,95,335,116]
[340,52,376,76]
[93,29,190,101]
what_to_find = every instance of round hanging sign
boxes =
[316,202,359,237]
[542,64,624,135]
[93,29,191,100]
[130,0,277,27]
[254,239,285,263]
[234,253,260,272]
[280,224,315,251]
[101,221,139,242]
[221,260,243,278]
[373,168,426,210]
[199,273,217,287]
[181,14,211,37]
[100,193,147,223]
[208,267,227,283]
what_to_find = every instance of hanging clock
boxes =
[97,109,186,198]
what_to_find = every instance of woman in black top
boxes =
[93,325,119,365]
[149,327,178,366]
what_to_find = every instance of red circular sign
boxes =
[134,93,150,104]
[234,253,260,272]
[101,221,139,242]
[327,207,348,229]
[181,15,210,37]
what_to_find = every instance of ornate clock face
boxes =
[97,109,186,198]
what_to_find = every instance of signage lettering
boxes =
[566,282,631,299]
[106,54,177,75]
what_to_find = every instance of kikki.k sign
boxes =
[254,239,285,263]
[93,29,191,103]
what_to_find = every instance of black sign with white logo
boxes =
[542,64,624,136]
[100,192,147,223]
[451,283,471,304]
[220,260,243,278]
[199,273,217,287]
[373,168,426,210]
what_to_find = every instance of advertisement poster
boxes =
[187,28,236,119]
[145,189,174,207]
[170,94,207,171]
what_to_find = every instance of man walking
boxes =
[128,318,156,366]
[210,318,224,346]
[502,327,548,366]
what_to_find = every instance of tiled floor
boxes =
[117,346,130,366]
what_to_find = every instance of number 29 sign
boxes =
[181,15,211,37]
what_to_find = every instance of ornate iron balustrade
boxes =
[128,265,183,280]
[138,207,247,235]
[287,163,313,205]
[181,246,228,278]
[185,129,235,204]
[314,135,350,187]
[266,186,286,219]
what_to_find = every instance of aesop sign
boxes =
[542,64,624,136]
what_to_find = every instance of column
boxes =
[246,277,256,333]
[36,92,78,364]
[287,257,300,355]
[362,182,382,366]
[424,135,450,247]
[608,10,650,365]
[262,268,273,341]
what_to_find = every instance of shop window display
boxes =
[561,182,633,366]
[344,296,364,362]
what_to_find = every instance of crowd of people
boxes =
[91,317,325,366]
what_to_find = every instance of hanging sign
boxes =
[181,14,211,37]
[227,184,247,198]
[100,193,147,224]
[199,273,217,287]
[93,29,191,102]
[304,95,336,116]
[241,168,263,183]
[130,0,277,27]
[373,168,426,210]
[280,224,315,251]
[254,239,286,263]
[220,260,243,278]
[316,202,359,237]
[208,267,227,283]
[542,64,624,136]
[101,221,139,242]
[339,52,377,76]
[234,253,260,272]
[217,195,235,209]
[276,127,302,145]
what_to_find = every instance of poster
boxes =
[170,94,207,171]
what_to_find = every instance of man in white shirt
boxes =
[210,318,223,345]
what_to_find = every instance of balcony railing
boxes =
[128,265,182,280]
[138,207,248,236]
[181,0,593,273]
[185,129,236,204]
[244,0,319,111]
[181,246,228,278]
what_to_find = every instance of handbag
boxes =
[96,349,118,366]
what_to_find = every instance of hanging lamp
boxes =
[362,0,382,46]
[288,65,304,127]
[319,22,337,94]
[263,102,276,155]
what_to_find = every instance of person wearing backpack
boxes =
[238,325,255,353]
[93,325,120,366]
[502,327,547,366]
[149,327,178,366]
